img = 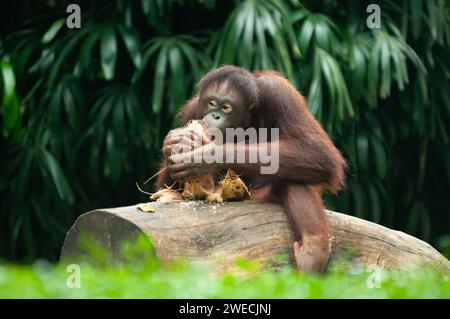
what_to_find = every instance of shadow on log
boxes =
[60,201,450,273]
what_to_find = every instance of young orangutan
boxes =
[156,65,346,273]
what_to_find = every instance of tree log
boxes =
[60,201,450,273]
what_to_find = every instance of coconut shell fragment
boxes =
[221,169,250,201]
[182,175,215,200]
[137,203,156,213]
[150,187,183,202]
[206,191,224,203]
[186,119,205,136]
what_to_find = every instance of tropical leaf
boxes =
[136,36,207,114]
[0,60,21,137]
[41,19,65,44]
[214,0,298,79]
[100,27,118,80]
[118,25,142,69]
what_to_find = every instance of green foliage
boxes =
[213,0,298,79]
[1,236,446,298]
[0,0,450,262]
[0,60,21,137]
[0,257,448,298]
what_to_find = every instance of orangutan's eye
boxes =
[222,103,233,113]
[208,100,217,109]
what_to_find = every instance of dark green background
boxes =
[1,0,449,262]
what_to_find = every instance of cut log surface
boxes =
[61,201,450,273]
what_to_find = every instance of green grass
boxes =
[0,258,448,298]
[0,236,448,298]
